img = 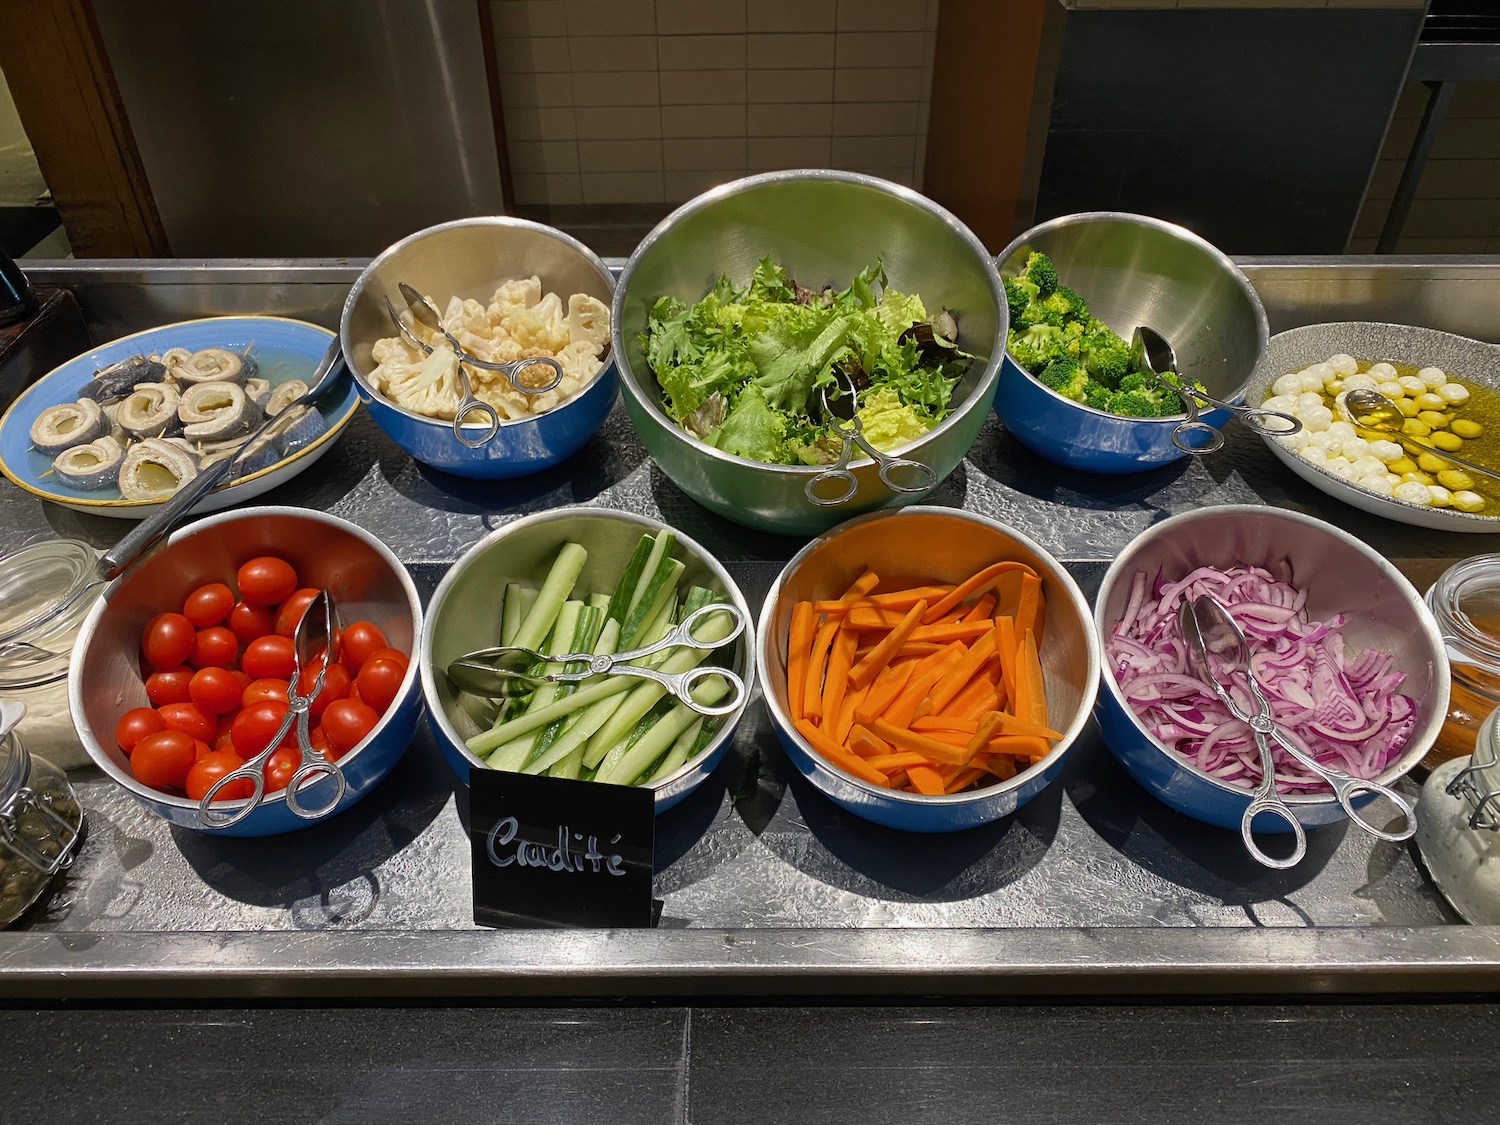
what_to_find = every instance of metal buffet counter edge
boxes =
[0,256,1497,1001]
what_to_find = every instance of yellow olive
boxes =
[1438,469,1475,491]
[1414,392,1446,411]
[1453,419,1484,440]
[1388,456,1418,474]
[1402,418,1431,438]
[1396,398,1420,417]
[1431,431,1464,452]
[1417,452,1447,473]
[1419,410,1450,428]
[1401,471,1436,486]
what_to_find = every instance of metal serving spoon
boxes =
[1340,387,1500,484]
[395,282,565,395]
[448,602,748,718]
[1182,594,1416,868]
[1131,326,1300,455]
[804,370,937,507]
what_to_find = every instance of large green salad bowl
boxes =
[612,170,1007,537]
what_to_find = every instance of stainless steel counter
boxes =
[3,257,1498,1000]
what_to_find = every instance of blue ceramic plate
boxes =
[0,317,358,519]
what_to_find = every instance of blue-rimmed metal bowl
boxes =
[994,212,1268,474]
[756,506,1099,833]
[0,317,358,518]
[339,217,617,479]
[1093,505,1448,832]
[69,507,424,837]
[420,508,755,813]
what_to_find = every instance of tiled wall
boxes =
[492,0,940,209]
[1352,81,1500,254]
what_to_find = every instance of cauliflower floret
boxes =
[566,294,611,348]
[373,346,461,419]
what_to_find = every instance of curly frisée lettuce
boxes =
[643,258,971,466]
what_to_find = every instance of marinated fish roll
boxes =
[29,399,107,454]
[52,435,125,490]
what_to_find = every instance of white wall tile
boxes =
[500,71,573,108]
[655,0,746,34]
[576,105,663,139]
[834,31,911,68]
[830,134,915,167]
[748,0,835,32]
[748,68,835,103]
[835,0,927,31]
[748,135,832,169]
[832,101,919,135]
[925,0,940,31]
[662,103,748,137]
[660,69,747,104]
[748,102,834,137]
[659,34,747,70]
[496,34,572,74]
[571,70,660,107]
[747,33,836,69]
[834,67,925,102]
[505,106,578,141]
[492,0,569,39]
[664,137,747,170]
[665,169,739,200]
[564,0,655,36]
[509,139,582,174]
[578,138,664,172]
[582,170,664,203]
[568,34,658,70]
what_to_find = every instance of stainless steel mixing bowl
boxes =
[612,170,1006,536]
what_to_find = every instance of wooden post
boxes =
[0,0,169,256]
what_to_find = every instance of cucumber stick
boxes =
[512,542,587,652]
[595,675,731,786]
[485,599,584,771]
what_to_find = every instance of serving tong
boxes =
[447,602,748,718]
[198,590,348,828]
[804,369,938,507]
[1180,593,1416,870]
[1131,326,1300,455]
[385,283,566,449]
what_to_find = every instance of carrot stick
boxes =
[848,598,928,690]
[786,601,816,721]
[954,689,1002,722]
[945,766,987,794]
[844,607,907,630]
[961,593,997,623]
[994,616,1018,707]
[881,644,967,728]
[922,561,1038,624]
[855,661,914,725]
[848,724,893,757]
[813,585,948,614]
[1015,573,1043,642]
[891,642,949,660]
[965,712,1005,758]
[795,718,890,787]
[987,734,1052,761]
[821,628,858,732]
[912,715,979,734]
[908,620,993,645]
[925,629,998,714]
[865,751,935,771]
[869,718,971,765]
[906,764,946,795]
[943,669,1002,719]
[1018,628,1048,726]
[833,681,868,744]
[993,712,1064,740]
[842,569,881,601]
[802,618,839,721]
[971,755,1017,781]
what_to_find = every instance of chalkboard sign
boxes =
[469,768,655,929]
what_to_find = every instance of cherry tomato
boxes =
[188,667,242,715]
[185,750,253,802]
[213,728,237,755]
[141,613,195,670]
[275,588,322,638]
[230,700,294,756]
[295,661,351,721]
[241,677,291,708]
[230,669,252,692]
[144,666,194,707]
[227,599,276,645]
[339,621,389,672]
[130,730,198,790]
[346,681,364,707]
[262,746,299,793]
[355,657,406,714]
[114,707,165,754]
[364,647,409,670]
[191,626,238,669]
[242,635,296,680]
[182,582,234,628]
[321,698,379,755]
[237,556,298,606]
[157,702,215,743]
[310,726,334,760]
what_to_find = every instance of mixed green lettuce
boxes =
[643,258,970,465]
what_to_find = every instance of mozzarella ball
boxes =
[1418,367,1448,388]
[1299,446,1329,466]
[1294,391,1325,413]
[1342,372,1378,392]
[1369,362,1398,379]
[1398,375,1427,395]
[1272,372,1304,397]
[1453,490,1486,513]
[1301,405,1334,432]
[1438,381,1471,405]
[1328,353,1359,376]
[1369,439,1404,463]
[1349,454,1385,478]
[1377,380,1406,400]
[1427,485,1453,508]
[1325,457,1359,481]
[1414,392,1446,411]
[1326,420,1356,442]
[1394,481,1433,505]
[1261,393,1297,415]
[1360,475,1396,498]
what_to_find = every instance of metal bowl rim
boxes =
[69,505,425,814]
[994,210,1271,423]
[418,505,757,794]
[755,504,1103,806]
[609,169,1007,479]
[1091,502,1452,806]
[338,215,617,433]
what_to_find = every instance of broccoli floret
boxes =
[1003,275,1039,322]
[1116,372,1149,394]
[1007,324,1066,372]
[1037,356,1089,402]
[1082,382,1113,412]
[1042,285,1086,321]
[1023,252,1058,299]
[1014,300,1063,330]
[1109,389,1173,418]
[1082,339,1131,384]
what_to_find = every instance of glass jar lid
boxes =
[0,539,100,691]
[1428,554,1500,668]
